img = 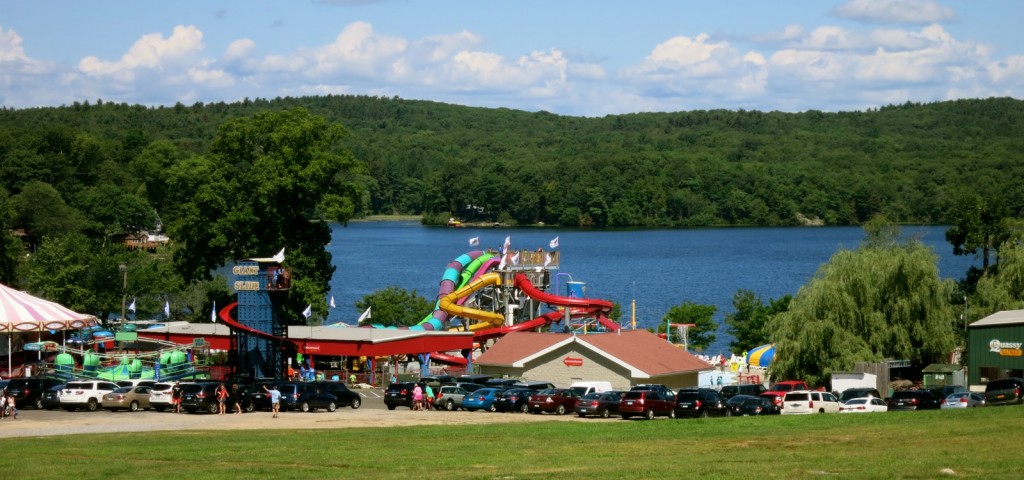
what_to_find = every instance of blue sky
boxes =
[1,0,1022,116]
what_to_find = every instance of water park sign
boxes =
[563,356,584,367]
[990,339,1023,357]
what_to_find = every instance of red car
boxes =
[760,380,809,407]
[619,389,676,420]
[527,388,581,415]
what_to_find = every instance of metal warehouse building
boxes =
[968,310,1024,385]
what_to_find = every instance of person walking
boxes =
[171,382,183,413]
[216,383,229,415]
[424,384,435,411]
[412,383,424,411]
[231,384,243,414]
[264,384,281,418]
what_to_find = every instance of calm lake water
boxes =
[325,222,975,355]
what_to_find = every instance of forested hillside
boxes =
[2,96,1023,229]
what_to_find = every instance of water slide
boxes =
[437,272,505,331]
[218,301,300,351]
[370,251,485,331]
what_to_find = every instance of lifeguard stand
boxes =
[231,258,290,379]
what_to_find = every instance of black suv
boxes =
[984,377,1024,406]
[674,388,730,418]
[6,377,65,409]
[276,383,339,412]
[720,383,767,400]
[314,382,362,409]
[180,382,222,414]
[384,382,425,410]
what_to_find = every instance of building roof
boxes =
[475,329,712,378]
[922,363,963,374]
[970,309,1024,328]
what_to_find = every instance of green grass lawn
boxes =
[4,407,1020,479]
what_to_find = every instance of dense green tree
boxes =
[354,286,433,327]
[945,193,1011,272]
[767,226,957,386]
[10,181,88,248]
[659,302,717,352]
[0,188,24,285]
[724,289,791,353]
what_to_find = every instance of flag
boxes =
[511,252,520,265]
[498,253,507,270]
[163,301,170,319]
[549,236,559,249]
[127,298,136,313]
[271,247,285,263]
[302,304,312,319]
[211,301,217,323]
[330,296,336,308]
[503,235,511,253]
[357,306,372,323]
[469,236,480,246]
[544,253,552,267]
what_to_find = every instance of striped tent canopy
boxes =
[746,343,775,368]
[0,282,98,333]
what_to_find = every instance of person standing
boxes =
[264,384,281,418]
[424,384,435,411]
[216,383,229,415]
[231,384,243,414]
[412,383,424,411]
[171,382,183,413]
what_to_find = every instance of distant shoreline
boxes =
[353,215,423,222]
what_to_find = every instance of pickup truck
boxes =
[760,380,810,406]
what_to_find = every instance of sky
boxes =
[1,0,1022,116]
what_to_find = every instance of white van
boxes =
[570,381,613,396]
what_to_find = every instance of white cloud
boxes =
[307,21,408,76]
[833,0,957,24]
[224,38,255,61]
[78,25,205,78]
[623,34,768,100]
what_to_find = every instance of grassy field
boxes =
[4,407,1020,479]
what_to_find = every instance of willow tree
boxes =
[766,228,957,386]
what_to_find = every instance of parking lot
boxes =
[0,387,587,438]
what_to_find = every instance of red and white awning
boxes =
[0,282,98,333]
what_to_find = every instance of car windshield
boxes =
[741,399,762,406]
[537,388,558,395]
[785,393,810,401]
[581,393,602,400]
[770,384,795,392]
[846,398,867,405]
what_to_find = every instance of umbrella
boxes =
[0,282,98,375]
[746,344,775,368]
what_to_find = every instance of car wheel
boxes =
[327,401,337,412]
[519,403,529,414]
[600,408,610,419]
[644,409,655,420]
[86,398,98,411]
[669,409,676,419]
[129,401,139,412]
[556,404,566,415]
[445,400,455,411]
[489,403,497,413]
[301,402,311,413]
[207,402,219,415]
[245,401,255,413]
[350,398,361,409]
[34,398,44,409]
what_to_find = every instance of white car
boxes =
[781,390,841,414]
[148,382,175,412]
[60,380,120,411]
[839,397,888,413]
[940,392,986,409]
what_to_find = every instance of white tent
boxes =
[0,282,97,376]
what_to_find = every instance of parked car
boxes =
[250,381,285,411]
[720,383,767,400]
[434,385,471,411]
[527,388,582,415]
[513,381,556,391]
[761,380,810,406]
[383,382,425,410]
[984,377,1024,406]
[941,392,986,409]
[115,380,156,388]
[149,382,175,412]
[493,387,534,413]
[486,378,521,389]
[631,384,675,398]
[419,375,457,389]
[674,388,731,418]
[315,382,362,409]
[276,383,339,412]
[60,380,119,411]
[6,377,64,409]
[887,389,941,411]
[729,395,780,416]
[781,390,840,414]
[570,381,613,396]
[463,387,504,412]
[40,383,65,410]
[838,387,883,404]
[452,382,487,393]
[839,397,888,413]
[930,385,967,400]
[102,386,152,412]
[619,389,676,420]
[180,382,222,414]
[457,374,492,385]
[575,391,622,418]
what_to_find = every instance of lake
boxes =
[324,222,975,355]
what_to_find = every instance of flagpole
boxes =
[631,280,636,330]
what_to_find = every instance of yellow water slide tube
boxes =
[438,272,504,331]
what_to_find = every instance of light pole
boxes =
[119,264,128,326]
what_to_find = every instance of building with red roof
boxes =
[474,329,712,390]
